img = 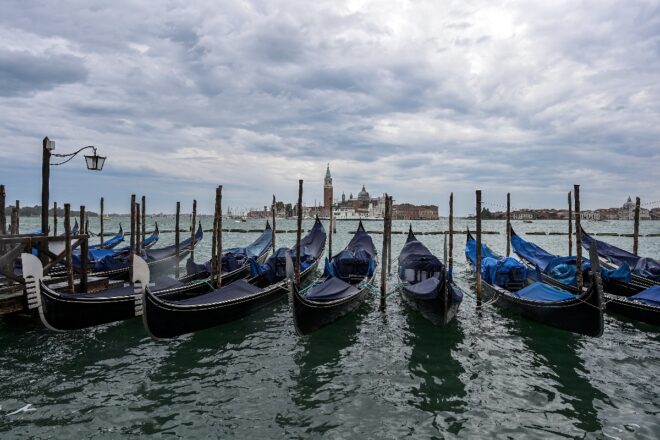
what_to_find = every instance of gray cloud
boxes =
[0,0,658,215]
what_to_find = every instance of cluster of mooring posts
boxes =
[0,166,658,334]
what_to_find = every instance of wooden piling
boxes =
[449,192,454,268]
[574,185,583,292]
[11,207,18,235]
[175,201,180,278]
[295,180,303,287]
[64,204,74,293]
[141,196,146,252]
[0,185,5,235]
[380,193,390,308]
[79,206,88,292]
[271,195,276,254]
[129,195,136,279]
[328,196,333,259]
[190,199,197,261]
[568,191,573,256]
[211,190,219,283]
[99,197,104,247]
[217,187,223,288]
[633,197,640,256]
[136,202,142,255]
[506,193,511,256]
[476,190,482,302]
[387,195,393,276]
[15,200,19,233]
[53,202,58,236]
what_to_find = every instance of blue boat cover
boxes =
[398,234,442,277]
[481,256,529,286]
[511,233,555,271]
[465,236,497,270]
[170,279,262,305]
[582,229,660,281]
[403,277,441,300]
[141,232,159,249]
[514,232,632,285]
[305,276,359,301]
[511,282,576,302]
[629,285,660,307]
[327,224,376,281]
[187,226,273,275]
[89,232,125,250]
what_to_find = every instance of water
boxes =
[1,217,659,438]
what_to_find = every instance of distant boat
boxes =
[523,220,533,223]
[103,214,111,221]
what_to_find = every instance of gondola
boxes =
[88,225,125,250]
[287,220,377,335]
[512,228,659,326]
[465,230,604,337]
[50,223,203,281]
[581,227,659,286]
[398,226,463,325]
[19,224,272,331]
[140,217,327,339]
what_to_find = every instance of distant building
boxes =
[512,211,534,220]
[580,211,600,220]
[392,203,438,220]
[618,196,650,220]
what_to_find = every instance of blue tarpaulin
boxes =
[511,282,576,302]
[481,256,529,286]
[404,277,441,300]
[305,276,359,301]
[628,285,660,307]
[326,224,375,281]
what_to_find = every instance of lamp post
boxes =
[40,137,106,240]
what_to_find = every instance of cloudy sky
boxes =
[0,0,658,215]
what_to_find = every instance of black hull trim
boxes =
[400,281,463,326]
[143,259,321,339]
[289,273,376,335]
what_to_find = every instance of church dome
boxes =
[358,185,370,201]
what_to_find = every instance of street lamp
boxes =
[41,137,107,242]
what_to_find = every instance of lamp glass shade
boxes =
[85,154,106,171]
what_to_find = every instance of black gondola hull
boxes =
[604,294,659,326]
[290,282,372,335]
[480,281,603,337]
[400,282,463,326]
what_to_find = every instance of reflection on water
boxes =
[509,320,606,434]
[403,309,467,435]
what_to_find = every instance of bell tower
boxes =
[324,163,333,216]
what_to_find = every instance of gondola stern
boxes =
[284,250,306,337]
[20,253,63,332]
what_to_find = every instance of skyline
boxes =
[1,1,659,215]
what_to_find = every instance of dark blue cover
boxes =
[327,224,376,281]
[629,285,660,307]
[224,226,273,259]
[465,236,497,270]
[512,282,576,302]
[398,233,442,276]
[89,231,124,250]
[511,233,555,271]
[403,277,441,300]
[582,229,660,281]
[481,256,529,286]
[170,279,262,305]
[545,256,592,287]
[305,276,359,302]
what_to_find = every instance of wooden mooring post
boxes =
[136,202,142,255]
[633,197,640,256]
[11,206,18,235]
[190,199,197,261]
[476,190,482,302]
[271,195,276,254]
[211,189,219,284]
[129,195,136,280]
[0,185,5,236]
[175,201,180,278]
[53,202,58,236]
[99,197,104,247]
[568,191,573,256]
[449,192,454,269]
[14,200,19,233]
[79,205,88,292]
[506,193,511,256]
[387,195,393,276]
[141,195,146,253]
[328,197,333,259]
[64,203,74,293]
[574,185,583,292]
[295,180,303,288]
[380,193,390,309]
[216,187,223,287]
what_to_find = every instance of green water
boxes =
[1,217,659,438]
